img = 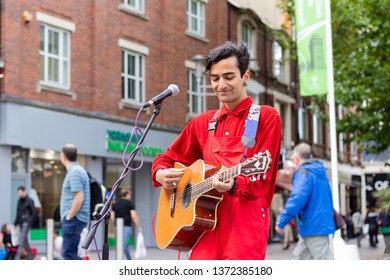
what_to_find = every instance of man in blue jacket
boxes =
[275,143,335,259]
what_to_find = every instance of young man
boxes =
[275,142,336,259]
[151,41,282,259]
[60,143,90,260]
[14,186,36,260]
[111,189,142,260]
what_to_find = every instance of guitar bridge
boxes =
[170,189,176,218]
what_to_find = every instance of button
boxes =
[262,213,265,218]
[261,208,264,212]
[225,131,229,136]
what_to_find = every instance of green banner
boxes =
[295,0,328,96]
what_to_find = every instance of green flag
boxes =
[295,0,328,96]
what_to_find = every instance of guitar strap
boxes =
[242,104,261,148]
[208,104,261,149]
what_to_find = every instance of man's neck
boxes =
[64,160,75,170]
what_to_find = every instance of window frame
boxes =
[313,112,323,145]
[298,100,309,141]
[121,0,145,14]
[187,69,206,117]
[121,49,145,105]
[273,41,283,81]
[186,0,205,37]
[39,24,71,90]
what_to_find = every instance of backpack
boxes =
[87,172,107,220]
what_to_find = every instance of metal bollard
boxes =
[46,219,54,260]
[116,218,124,260]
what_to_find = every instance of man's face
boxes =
[17,189,26,198]
[290,153,300,169]
[209,56,249,109]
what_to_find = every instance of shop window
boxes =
[12,147,28,174]
[30,154,66,229]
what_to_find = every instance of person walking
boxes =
[365,208,379,248]
[378,208,390,254]
[14,186,36,260]
[275,143,336,260]
[60,143,90,260]
[352,208,364,247]
[53,229,63,260]
[151,41,282,260]
[111,189,142,260]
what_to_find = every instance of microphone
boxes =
[143,84,179,108]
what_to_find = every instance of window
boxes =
[121,0,144,14]
[298,100,309,141]
[39,24,70,89]
[241,22,254,54]
[187,0,205,37]
[121,50,145,104]
[12,146,28,174]
[313,112,323,145]
[273,41,283,81]
[188,70,205,116]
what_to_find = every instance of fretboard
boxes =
[191,164,241,198]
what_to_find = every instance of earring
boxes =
[243,81,247,86]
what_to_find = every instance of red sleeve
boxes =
[234,106,282,204]
[151,112,213,187]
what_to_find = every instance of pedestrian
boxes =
[151,41,282,260]
[344,209,354,240]
[275,143,335,260]
[378,208,390,254]
[14,186,36,260]
[365,208,379,248]
[1,223,18,260]
[352,208,364,247]
[53,229,63,260]
[111,189,142,260]
[60,143,90,260]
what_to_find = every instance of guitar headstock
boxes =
[240,150,272,180]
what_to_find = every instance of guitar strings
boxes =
[171,165,240,202]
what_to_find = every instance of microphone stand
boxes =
[82,104,162,259]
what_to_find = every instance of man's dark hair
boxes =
[205,41,250,77]
[62,144,77,162]
[17,186,26,191]
[120,189,130,198]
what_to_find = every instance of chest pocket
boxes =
[209,135,245,166]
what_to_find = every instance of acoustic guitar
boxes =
[155,151,272,252]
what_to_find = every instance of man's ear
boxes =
[243,69,250,85]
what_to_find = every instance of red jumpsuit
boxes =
[151,97,281,259]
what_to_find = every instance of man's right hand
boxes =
[156,168,185,189]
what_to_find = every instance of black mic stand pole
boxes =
[82,104,162,260]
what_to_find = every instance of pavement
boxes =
[86,234,389,260]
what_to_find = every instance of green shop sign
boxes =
[106,129,165,157]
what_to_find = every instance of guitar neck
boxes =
[191,164,241,198]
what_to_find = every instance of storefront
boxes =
[0,100,178,252]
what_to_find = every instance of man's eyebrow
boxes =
[209,71,236,77]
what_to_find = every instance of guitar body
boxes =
[155,152,272,252]
[156,160,223,252]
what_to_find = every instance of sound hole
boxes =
[182,183,192,209]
